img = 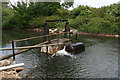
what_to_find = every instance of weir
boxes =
[0,20,85,61]
[0,20,86,74]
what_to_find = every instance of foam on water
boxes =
[51,46,75,58]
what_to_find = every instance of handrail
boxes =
[10,32,68,43]
[0,43,64,51]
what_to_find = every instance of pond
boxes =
[1,30,118,78]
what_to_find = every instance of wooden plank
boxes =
[11,32,68,42]
[0,43,64,51]
[1,41,48,60]
[0,39,69,60]
[13,67,25,72]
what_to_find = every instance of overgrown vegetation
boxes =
[2,1,120,34]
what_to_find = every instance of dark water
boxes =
[1,30,118,78]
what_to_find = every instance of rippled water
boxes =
[1,30,118,78]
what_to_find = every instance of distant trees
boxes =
[2,2,15,28]
[2,1,74,28]
[69,4,119,34]
[61,2,74,9]
[2,1,119,34]
[71,5,92,17]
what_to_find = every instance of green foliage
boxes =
[2,1,119,34]
[56,8,71,19]
[2,3,15,28]
[27,2,61,17]
[29,15,62,28]
[69,3,119,34]
[71,5,92,18]
[61,2,74,9]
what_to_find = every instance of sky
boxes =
[9,0,120,9]
[73,0,119,8]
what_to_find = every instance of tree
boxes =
[10,1,62,28]
[61,2,74,9]
[2,2,15,28]
[71,5,92,17]
[26,2,60,17]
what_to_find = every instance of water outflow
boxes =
[52,46,74,58]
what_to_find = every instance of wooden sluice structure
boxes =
[0,20,84,72]
[0,32,74,60]
[0,20,76,60]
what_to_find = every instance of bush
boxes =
[2,7,15,28]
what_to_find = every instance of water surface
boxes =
[1,30,118,78]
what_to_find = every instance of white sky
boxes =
[9,0,120,9]
[73,0,119,8]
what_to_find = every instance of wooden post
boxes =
[46,46,48,54]
[68,32,70,39]
[58,33,60,39]
[64,22,70,38]
[44,23,49,35]
[12,41,15,61]
[44,23,50,42]
[64,22,68,38]
[44,22,51,43]
[57,38,59,45]
[76,32,78,40]
[48,36,51,44]
[60,33,62,39]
